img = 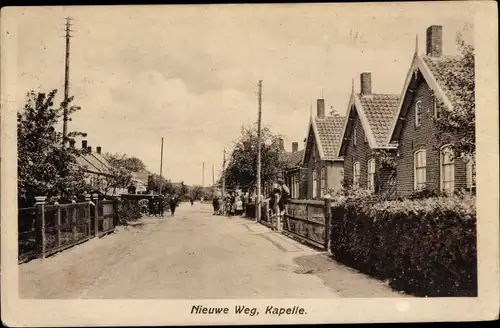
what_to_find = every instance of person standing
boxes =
[169,195,179,217]
[213,195,219,215]
[276,178,290,231]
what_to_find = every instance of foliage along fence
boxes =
[329,194,477,297]
[18,195,117,263]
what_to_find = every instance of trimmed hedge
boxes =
[330,193,477,297]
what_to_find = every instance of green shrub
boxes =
[330,193,477,297]
[116,198,142,223]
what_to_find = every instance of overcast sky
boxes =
[14,4,474,185]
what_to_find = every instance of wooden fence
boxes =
[282,199,331,250]
[18,195,117,263]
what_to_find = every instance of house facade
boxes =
[283,142,306,199]
[302,99,344,199]
[338,73,400,196]
[387,25,475,196]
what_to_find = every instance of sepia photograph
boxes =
[1,2,498,326]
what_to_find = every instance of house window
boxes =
[320,167,326,197]
[367,159,376,191]
[295,173,300,198]
[353,127,357,146]
[414,149,427,190]
[466,156,476,189]
[312,169,317,198]
[440,145,455,193]
[353,162,360,187]
[415,101,422,128]
[364,132,368,143]
[432,93,440,119]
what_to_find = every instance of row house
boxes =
[337,73,400,196]
[338,25,475,197]
[301,99,345,199]
[283,142,306,199]
[388,25,475,195]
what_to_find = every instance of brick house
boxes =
[337,73,400,196]
[283,142,306,199]
[387,25,476,196]
[302,99,345,199]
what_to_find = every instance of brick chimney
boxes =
[69,139,76,149]
[360,72,372,96]
[87,146,92,153]
[426,25,443,57]
[278,137,285,150]
[82,140,88,150]
[96,146,102,154]
[317,99,325,118]
[292,142,299,153]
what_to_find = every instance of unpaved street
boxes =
[19,203,404,299]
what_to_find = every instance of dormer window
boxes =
[415,101,422,128]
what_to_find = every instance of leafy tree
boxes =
[100,153,137,195]
[435,37,475,159]
[147,173,174,195]
[188,185,204,200]
[17,90,88,206]
[222,125,288,192]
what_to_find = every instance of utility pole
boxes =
[159,137,164,195]
[222,148,226,200]
[212,164,215,195]
[256,80,263,222]
[62,17,73,146]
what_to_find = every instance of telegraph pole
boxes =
[159,137,164,195]
[212,164,215,195]
[62,17,73,146]
[256,80,263,222]
[202,161,205,187]
[222,148,226,200]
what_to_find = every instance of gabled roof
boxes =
[75,152,111,176]
[338,92,400,156]
[284,149,305,169]
[303,113,345,163]
[387,50,459,143]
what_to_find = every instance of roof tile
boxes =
[357,93,400,148]
[314,115,345,160]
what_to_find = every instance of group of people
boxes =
[212,192,246,217]
[210,178,290,224]
[145,194,180,217]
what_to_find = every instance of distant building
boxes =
[283,142,306,199]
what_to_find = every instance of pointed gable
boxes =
[338,91,399,157]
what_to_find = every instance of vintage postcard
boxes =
[1,1,499,326]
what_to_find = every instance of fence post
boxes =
[35,196,47,259]
[93,194,99,237]
[324,198,332,252]
[55,200,61,247]
[85,194,91,238]
[114,195,121,226]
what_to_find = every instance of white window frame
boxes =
[466,156,476,189]
[414,149,427,190]
[353,162,360,187]
[415,100,422,128]
[353,126,357,146]
[440,145,455,193]
[367,158,376,192]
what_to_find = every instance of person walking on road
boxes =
[169,195,179,217]
[276,178,290,231]
[212,195,220,215]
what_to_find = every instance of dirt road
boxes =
[19,202,404,299]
